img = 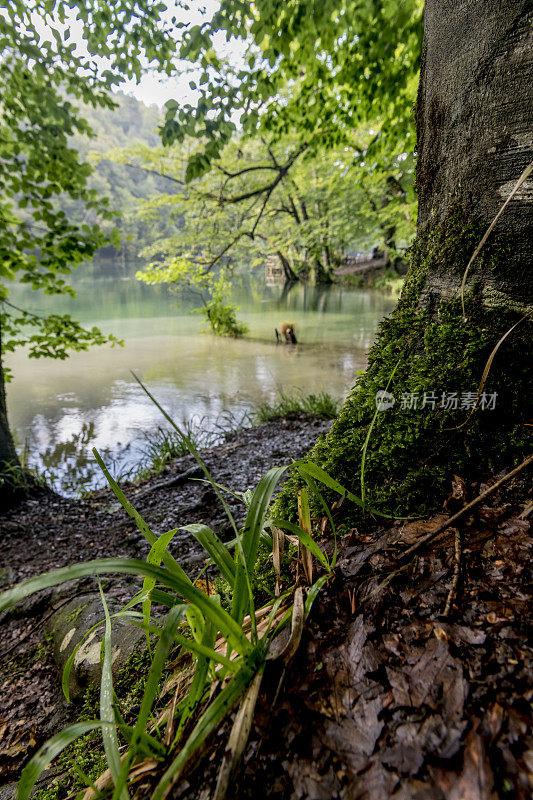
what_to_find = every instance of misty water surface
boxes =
[6,276,396,493]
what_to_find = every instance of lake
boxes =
[5,276,397,493]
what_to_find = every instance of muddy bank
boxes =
[0,415,332,783]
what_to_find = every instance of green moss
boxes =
[66,603,87,625]
[32,646,155,800]
[274,205,532,524]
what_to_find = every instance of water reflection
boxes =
[6,278,397,494]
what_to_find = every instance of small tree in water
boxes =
[137,259,248,338]
[199,270,249,337]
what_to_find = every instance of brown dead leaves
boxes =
[231,473,532,800]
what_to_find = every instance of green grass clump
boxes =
[132,410,251,482]
[255,391,339,423]
[2,377,340,800]
[133,424,202,482]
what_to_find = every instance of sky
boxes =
[33,0,245,109]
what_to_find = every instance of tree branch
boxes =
[124,162,184,186]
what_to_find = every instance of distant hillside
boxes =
[62,92,177,278]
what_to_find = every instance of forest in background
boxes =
[51,95,416,284]
[54,93,178,277]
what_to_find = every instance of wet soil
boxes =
[0,416,332,784]
[1,425,531,799]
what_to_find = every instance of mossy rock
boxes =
[46,593,145,701]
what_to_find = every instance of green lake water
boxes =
[5,277,397,493]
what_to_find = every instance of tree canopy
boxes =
[110,0,422,301]
[162,0,423,182]
[120,132,415,290]
[0,0,175,365]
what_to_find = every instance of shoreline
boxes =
[0,414,333,787]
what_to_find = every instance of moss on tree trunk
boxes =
[274,205,532,523]
[275,0,532,524]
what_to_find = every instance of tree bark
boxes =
[0,374,18,467]
[0,318,23,510]
[276,251,299,283]
[416,0,532,307]
[276,0,533,522]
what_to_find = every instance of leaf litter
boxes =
[172,467,532,800]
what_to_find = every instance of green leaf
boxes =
[242,467,288,571]
[185,604,205,644]
[0,557,252,656]
[142,528,179,651]
[296,462,393,518]
[174,611,218,745]
[270,518,330,570]
[181,524,236,587]
[93,450,192,583]
[111,604,186,800]
[98,581,128,800]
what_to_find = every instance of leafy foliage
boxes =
[120,130,415,303]
[0,0,175,481]
[162,0,423,178]
[55,93,177,273]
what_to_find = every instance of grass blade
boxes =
[299,472,338,568]
[360,359,400,510]
[213,670,263,800]
[93,449,191,584]
[0,558,252,656]
[18,722,102,800]
[98,581,128,800]
[130,374,240,540]
[232,466,288,637]
[185,604,205,644]
[304,574,331,617]
[174,613,218,746]
[143,529,179,652]
[172,631,236,671]
[241,467,288,570]
[61,621,103,703]
[460,159,533,320]
[270,518,330,570]
[112,604,186,800]
[152,666,256,800]
[181,524,236,587]
[297,489,315,584]
[295,461,393,518]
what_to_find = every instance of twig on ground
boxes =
[443,528,462,617]
[401,454,533,559]
[133,465,204,500]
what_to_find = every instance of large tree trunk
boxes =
[0,374,18,468]
[276,0,532,522]
[0,321,23,511]
[416,0,532,306]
